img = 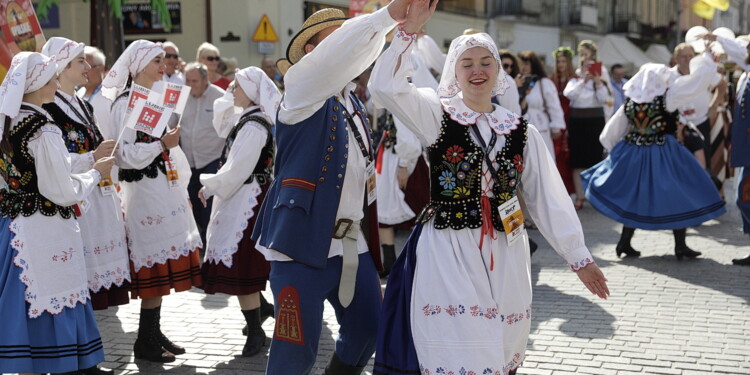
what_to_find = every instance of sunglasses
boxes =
[502,63,512,69]
[165,53,179,59]
[204,56,221,62]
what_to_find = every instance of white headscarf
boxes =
[41,37,85,75]
[213,67,281,137]
[437,33,511,99]
[623,63,673,104]
[101,39,164,102]
[0,52,57,140]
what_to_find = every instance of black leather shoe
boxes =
[80,365,115,375]
[675,246,701,260]
[732,254,750,266]
[616,244,641,258]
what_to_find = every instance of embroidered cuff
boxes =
[563,246,595,272]
[393,27,417,52]
[85,151,95,169]
[90,168,102,184]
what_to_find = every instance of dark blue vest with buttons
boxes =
[252,94,379,269]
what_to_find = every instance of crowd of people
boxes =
[0,0,748,374]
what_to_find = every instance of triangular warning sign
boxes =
[252,14,278,42]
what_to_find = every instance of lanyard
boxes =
[55,92,101,143]
[85,85,101,103]
[341,92,372,162]
[469,124,504,188]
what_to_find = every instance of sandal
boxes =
[574,198,585,211]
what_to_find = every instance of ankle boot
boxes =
[241,308,266,357]
[133,308,176,363]
[379,244,396,278]
[673,228,701,260]
[154,305,185,355]
[616,226,641,258]
[244,294,275,336]
[324,352,366,375]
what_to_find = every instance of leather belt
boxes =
[332,218,360,308]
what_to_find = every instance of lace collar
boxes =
[440,95,519,135]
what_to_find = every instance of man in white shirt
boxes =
[181,62,226,244]
[162,41,185,85]
[77,46,113,139]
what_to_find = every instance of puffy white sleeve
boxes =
[370,28,443,147]
[519,125,593,270]
[200,122,267,200]
[69,152,95,174]
[666,53,718,112]
[110,97,165,170]
[496,77,522,114]
[541,78,566,130]
[279,7,398,125]
[415,34,446,73]
[717,36,750,71]
[28,124,101,206]
[563,77,586,101]
[392,115,423,170]
[599,105,628,151]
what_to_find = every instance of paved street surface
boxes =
[83,183,749,374]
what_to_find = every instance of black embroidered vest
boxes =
[0,113,75,219]
[220,112,274,185]
[623,96,678,146]
[417,113,528,230]
[113,91,171,182]
[43,101,104,154]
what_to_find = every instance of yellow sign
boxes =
[252,14,278,42]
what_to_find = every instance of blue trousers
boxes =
[266,253,382,375]
[739,167,750,234]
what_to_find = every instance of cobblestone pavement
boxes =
[76,184,750,374]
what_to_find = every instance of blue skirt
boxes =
[374,224,422,375]
[0,216,104,373]
[582,136,726,230]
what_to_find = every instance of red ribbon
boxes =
[479,194,496,271]
[375,131,387,174]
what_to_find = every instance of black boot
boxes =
[324,352,366,375]
[732,254,750,265]
[379,244,396,278]
[244,294,275,335]
[154,305,185,355]
[79,365,115,375]
[133,308,176,363]
[616,226,641,258]
[673,228,701,260]
[529,238,538,256]
[241,308,267,357]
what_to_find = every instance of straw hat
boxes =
[286,8,348,65]
[462,28,482,35]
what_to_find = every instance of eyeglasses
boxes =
[204,56,221,62]
[165,53,179,59]
[502,63,512,69]
[229,84,236,93]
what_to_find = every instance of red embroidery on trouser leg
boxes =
[274,286,305,345]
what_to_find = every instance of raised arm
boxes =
[279,7,399,124]
[715,35,750,71]
[666,52,719,113]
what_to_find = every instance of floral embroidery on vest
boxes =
[417,113,527,231]
[623,95,677,146]
[0,114,75,219]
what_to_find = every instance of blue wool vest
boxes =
[252,94,379,269]
[732,75,750,168]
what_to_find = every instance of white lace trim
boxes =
[205,183,263,268]
[440,96,520,135]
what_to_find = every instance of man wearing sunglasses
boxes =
[162,41,185,85]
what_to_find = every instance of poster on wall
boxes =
[0,0,46,79]
[122,2,181,34]
[349,0,390,17]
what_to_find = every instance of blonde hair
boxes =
[196,42,220,61]
[673,42,695,57]
[577,40,598,61]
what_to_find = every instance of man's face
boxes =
[676,48,695,73]
[261,59,276,79]
[612,67,625,82]
[185,69,208,97]
[163,46,179,75]
[84,54,104,86]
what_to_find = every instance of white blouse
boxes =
[563,69,610,109]
[524,77,565,132]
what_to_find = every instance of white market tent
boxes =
[645,43,673,65]
[596,34,653,74]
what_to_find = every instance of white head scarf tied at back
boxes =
[41,37,85,75]
[101,39,164,102]
[235,67,281,122]
[437,32,510,99]
[623,63,673,104]
[0,52,57,140]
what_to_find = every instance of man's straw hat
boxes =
[276,58,292,75]
[286,8,348,65]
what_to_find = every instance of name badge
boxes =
[99,175,115,196]
[74,199,91,217]
[366,161,376,206]
[497,196,525,246]
[166,156,180,189]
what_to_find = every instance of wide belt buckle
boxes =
[332,218,354,239]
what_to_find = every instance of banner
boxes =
[161,82,190,114]
[0,0,46,79]
[127,83,162,114]
[349,0,390,17]
[125,99,173,137]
